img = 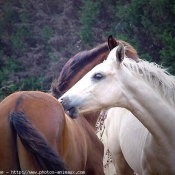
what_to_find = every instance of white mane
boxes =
[123,58,175,106]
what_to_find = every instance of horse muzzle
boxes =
[59,96,79,119]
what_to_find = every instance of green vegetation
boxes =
[113,0,175,70]
[79,0,101,44]
[0,0,175,101]
[78,0,175,71]
[0,0,54,100]
[89,0,174,71]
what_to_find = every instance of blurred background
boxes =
[0,0,175,100]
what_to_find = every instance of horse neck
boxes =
[119,66,175,142]
[83,111,101,130]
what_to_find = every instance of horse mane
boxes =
[118,40,138,57]
[51,38,140,98]
[123,58,175,106]
[51,43,109,98]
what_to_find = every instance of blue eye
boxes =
[92,73,103,80]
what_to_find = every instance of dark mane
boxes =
[51,43,109,98]
[71,43,108,70]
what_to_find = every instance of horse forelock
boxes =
[123,58,175,106]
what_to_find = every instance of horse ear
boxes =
[108,35,119,51]
[116,44,124,64]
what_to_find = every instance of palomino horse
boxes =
[0,91,104,175]
[51,35,140,127]
[60,38,175,175]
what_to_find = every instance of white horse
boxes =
[59,39,175,175]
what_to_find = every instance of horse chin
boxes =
[68,107,79,119]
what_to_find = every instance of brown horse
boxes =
[51,35,140,127]
[0,91,104,175]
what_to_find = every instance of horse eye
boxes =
[92,73,103,80]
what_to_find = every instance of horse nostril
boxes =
[58,96,72,111]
